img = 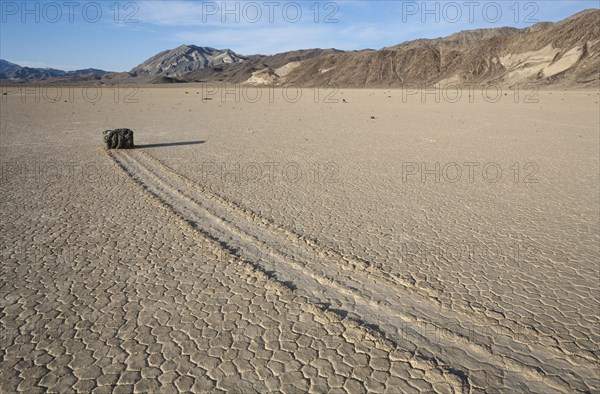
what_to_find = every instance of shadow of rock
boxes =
[135,140,206,149]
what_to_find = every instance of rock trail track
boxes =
[109,149,599,393]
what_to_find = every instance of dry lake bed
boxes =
[1,85,598,393]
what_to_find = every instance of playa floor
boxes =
[1,85,598,393]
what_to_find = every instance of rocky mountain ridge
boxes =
[0,59,110,80]
[130,45,247,77]
[5,9,599,88]
[265,9,600,88]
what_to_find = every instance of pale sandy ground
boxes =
[0,85,598,393]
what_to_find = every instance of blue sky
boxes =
[1,0,597,71]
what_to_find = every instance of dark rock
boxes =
[103,128,134,149]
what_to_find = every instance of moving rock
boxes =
[103,128,134,149]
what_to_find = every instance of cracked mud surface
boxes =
[1,87,599,392]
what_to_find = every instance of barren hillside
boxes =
[277,9,599,88]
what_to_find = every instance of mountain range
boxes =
[2,9,599,88]
[0,59,111,80]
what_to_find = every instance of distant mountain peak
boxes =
[0,59,110,80]
[130,45,247,77]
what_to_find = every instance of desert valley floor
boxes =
[0,85,598,393]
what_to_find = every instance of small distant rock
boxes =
[103,128,134,149]
[370,116,376,119]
